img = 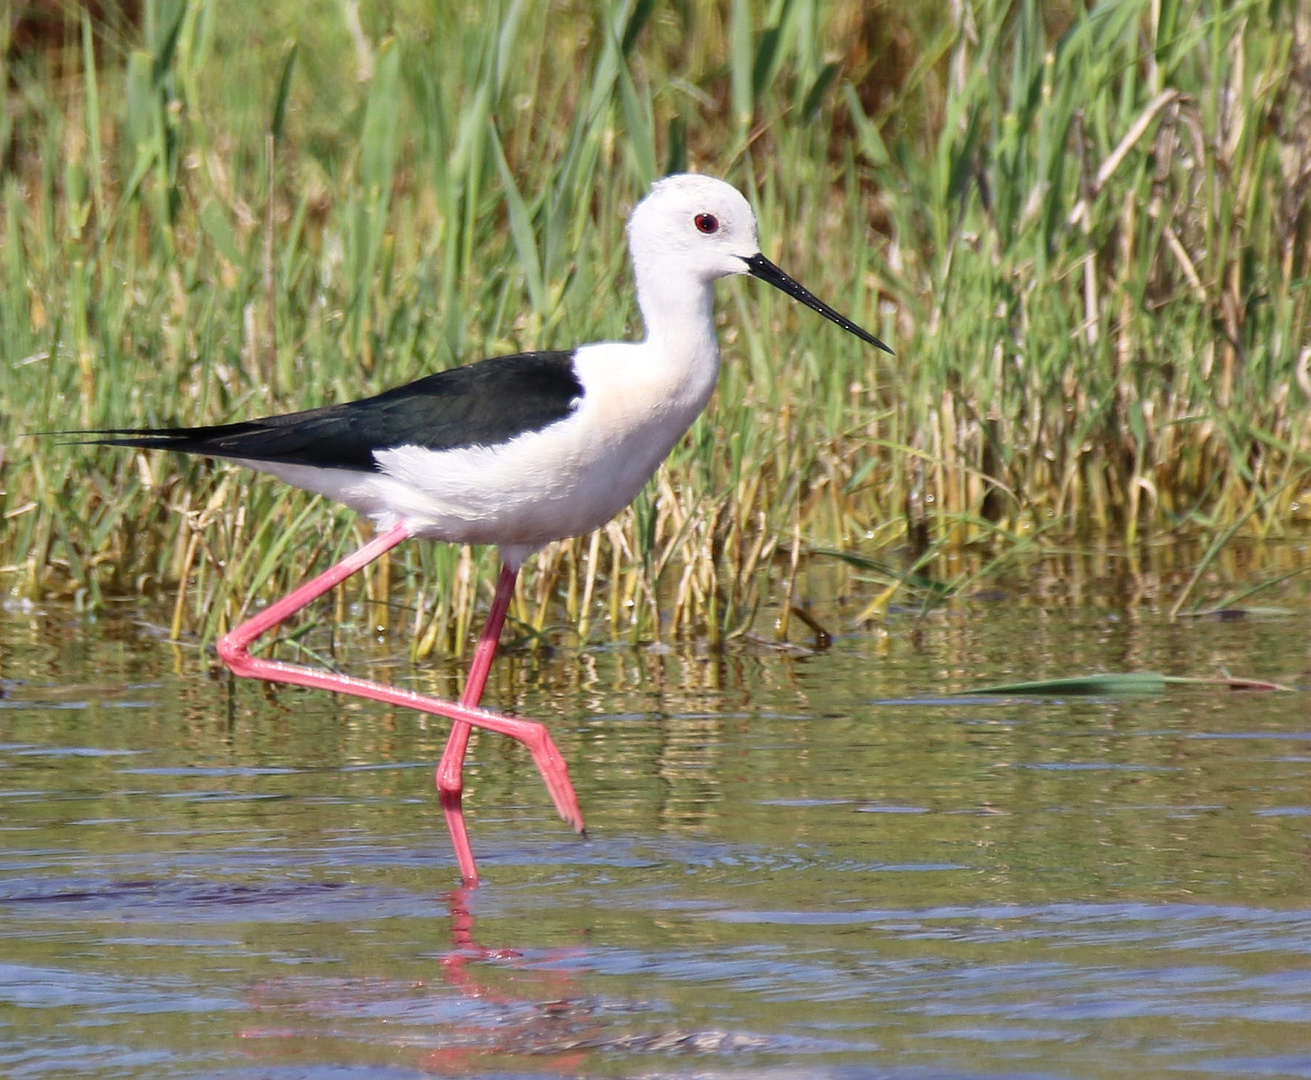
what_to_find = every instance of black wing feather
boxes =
[85,350,583,472]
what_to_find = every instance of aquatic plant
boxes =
[2,0,1307,646]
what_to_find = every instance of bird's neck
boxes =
[634,265,722,385]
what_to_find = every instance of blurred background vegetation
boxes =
[2,0,1309,650]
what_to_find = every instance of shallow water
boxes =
[3,582,1311,1079]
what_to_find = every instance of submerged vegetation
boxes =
[1,0,1309,650]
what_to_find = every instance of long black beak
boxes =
[744,252,893,354]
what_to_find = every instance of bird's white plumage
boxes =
[243,174,765,567]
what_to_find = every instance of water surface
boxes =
[3,580,1311,1078]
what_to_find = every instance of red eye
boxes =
[694,213,719,234]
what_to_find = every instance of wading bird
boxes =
[86,174,890,886]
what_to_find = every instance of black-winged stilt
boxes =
[85,174,891,886]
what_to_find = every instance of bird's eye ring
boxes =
[694,213,719,234]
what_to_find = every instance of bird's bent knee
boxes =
[216,635,249,674]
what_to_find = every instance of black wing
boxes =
[84,350,583,472]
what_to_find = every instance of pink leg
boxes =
[435,564,518,886]
[216,522,584,887]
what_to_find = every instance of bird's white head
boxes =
[625,173,892,354]
[626,173,760,284]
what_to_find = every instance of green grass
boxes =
[2,0,1309,649]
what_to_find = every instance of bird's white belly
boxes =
[378,411,680,545]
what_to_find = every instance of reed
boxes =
[2,0,1308,650]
